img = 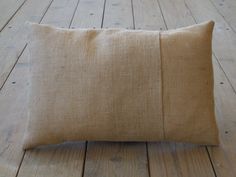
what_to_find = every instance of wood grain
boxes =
[103,0,133,29]
[157,0,195,28]
[0,0,53,89]
[210,0,236,32]
[0,0,26,32]
[84,142,148,177]
[206,58,236,177]
[148,143,215,177]
[0,50,29,177]
[0,0,55,176]
[184,0,236,90]
[18,143,85,177]
[40,0,79,27]
[71,0,105,28]
[132,0,166,30]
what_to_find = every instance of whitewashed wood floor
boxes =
[0,0,236,176]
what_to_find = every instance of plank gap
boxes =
[81,141,88,177]
[208,0,236,34]
[212,53,236,94]
[0,0,54,90]
[206,147,218,177]
[69,0,81,27]
[146,143,151,177]
[15,151,26,177]
[156,0,168,29]
[0,43,27,91]
[39,0,55,24]
[101,0,107,28]
[0,0,28,32]
[131,0,136,29]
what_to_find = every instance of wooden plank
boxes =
[0,0,85,176]
[0,0,26,32]
[132,0,166,30]
[0,0,53,89]
[148,143,215,177]
[17,143,85,177]
[103,0,133,29]
[0,50,29,177]
[210,0,236,32]
[84,142,148,177]
[157,0,195,28]
[80,1,149,177]
[206,58,236,177]
[133,0,216,176]
[184,0,236,91]
[71,0,105,28]
[0,0,54,175]
[41,0,79,27]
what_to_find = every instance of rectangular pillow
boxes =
[23,21,219,149]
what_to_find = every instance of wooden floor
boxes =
[0,0,236,176]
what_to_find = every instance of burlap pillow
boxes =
[23,21,219,149]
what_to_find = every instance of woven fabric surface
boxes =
[23,21,219,149]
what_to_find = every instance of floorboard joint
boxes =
[0,0,55,91]
[213,53,236,94]
[0,0,28,32]
[39,0,55,24]
[131,0,135,29]
[181,2,236,175]
[15,150,26,177]
[183,0,236,94]
[81,141,88,177]
[0,43,27,91]
[206,147,218,177]
[101,0,107,28]
[156,0,168,29]
[69,0,81,27]
[146,143,151,177]
[208,0,236,34]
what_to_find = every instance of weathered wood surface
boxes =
[0,0,53,89]
[185,0,236,90]
[0,0,236,176]
[0,0,54,176]
[0,0,26,32]
[103,0,133,29]
[210,0,236,32]
[71,0,105,28]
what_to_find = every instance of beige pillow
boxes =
[23,21,219,149]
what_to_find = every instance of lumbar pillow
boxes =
[23,21,219,149]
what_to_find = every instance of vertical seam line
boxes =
[159,31,165,140]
